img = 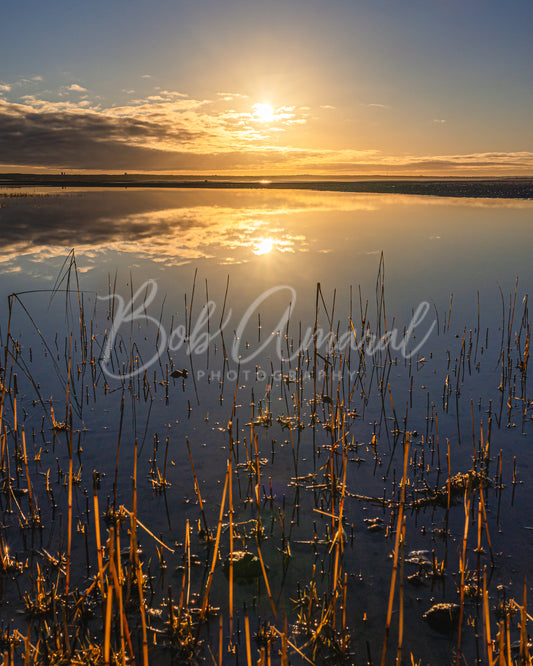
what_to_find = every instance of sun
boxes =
[252,103,274,123]
[253,238,274,255]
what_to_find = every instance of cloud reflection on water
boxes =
[0,189,380,271]
[0,188,531,276]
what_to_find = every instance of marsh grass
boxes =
[0,251,532,664]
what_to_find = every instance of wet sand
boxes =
[1,174,532,198]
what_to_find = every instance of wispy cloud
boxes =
[16,76,43,86]
[217,92,249,101]
[0,76,44,94]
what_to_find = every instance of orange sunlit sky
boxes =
[1,0,532,176]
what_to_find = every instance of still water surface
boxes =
[1,188,533,663]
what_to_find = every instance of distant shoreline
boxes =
[1,175,532,199]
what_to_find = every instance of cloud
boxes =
[16,76,43,86]
[365,103,389,109]
[433,119,446,123]
[217,92,249,101]
[0,91,531,175]
[67,84,88,92]
[0,99,211,170]
[0,83,11,92]
[0,93,313,171]
[140,74,152,79]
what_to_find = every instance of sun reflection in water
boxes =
[253,238,274,255]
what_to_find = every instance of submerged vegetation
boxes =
[0,250,532,664]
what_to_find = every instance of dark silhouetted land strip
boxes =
[1,174,533,199]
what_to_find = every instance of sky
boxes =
[0,0,532,176]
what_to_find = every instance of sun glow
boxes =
[253,238,274,255]
[252,103,274,123]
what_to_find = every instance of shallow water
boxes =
[1,187,533,664]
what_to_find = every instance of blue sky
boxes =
[1,0,532,174]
